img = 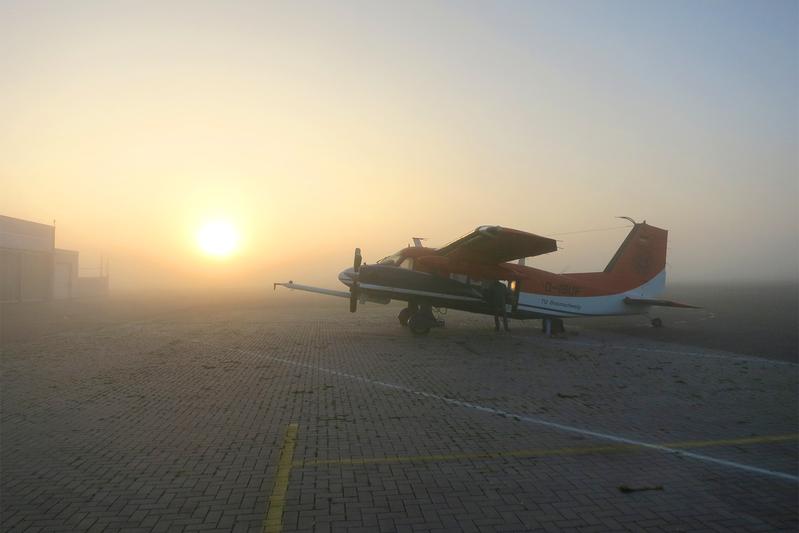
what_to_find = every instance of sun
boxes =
[196,220,240,258]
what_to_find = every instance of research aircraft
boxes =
[275,218,697,335]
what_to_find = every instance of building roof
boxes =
[0,214,55,252]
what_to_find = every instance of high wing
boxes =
[435,225,557,264]
[623,297,701,309]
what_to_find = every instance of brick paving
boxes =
[1,297,797,532]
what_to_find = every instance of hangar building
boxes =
[0,215,108,303]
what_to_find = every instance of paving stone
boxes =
[2,299,796,532]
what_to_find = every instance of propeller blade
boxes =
[349,281,359,313]
[350,247,362,312]
[349,291,358,313]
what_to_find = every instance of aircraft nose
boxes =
[338,267,356,287]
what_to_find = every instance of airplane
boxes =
[274,218,698,335]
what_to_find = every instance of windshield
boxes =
[376,251,403,266]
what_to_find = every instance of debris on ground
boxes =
[618,485,664,493]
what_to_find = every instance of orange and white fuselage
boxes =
[277,221,694,329]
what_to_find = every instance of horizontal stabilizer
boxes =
[624,297,701,309]
[274,282,351,299]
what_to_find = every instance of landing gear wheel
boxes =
[407,314,432,335]
[651,317,663,328]
[398,307,412,326]
[542,318,566,336]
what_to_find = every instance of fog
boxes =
[2,1,797,291]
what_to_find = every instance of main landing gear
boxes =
[399,303,443,335]
[541,318,565,336]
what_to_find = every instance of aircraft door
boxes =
[509,280,520,312]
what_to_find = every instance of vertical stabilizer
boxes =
[604,221,668,294]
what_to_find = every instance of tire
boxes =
[398,307,412,326]
[408,314,431,335]
[651,317,663,328]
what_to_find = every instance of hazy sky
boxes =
[2,1,797,289]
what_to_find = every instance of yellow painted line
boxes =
[294,444,630,467]
[666,434,797,449]
[263,423,299,533]
[293,433,798,468]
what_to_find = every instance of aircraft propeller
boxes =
[349,247,362,313]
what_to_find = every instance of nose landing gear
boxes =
[402,303,443,335]
[398,303,418,326]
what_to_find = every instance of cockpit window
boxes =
[376,252,403,266]
[399,257,414,270]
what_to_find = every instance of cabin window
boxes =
[399,257,414,270]
[468,277,484,287]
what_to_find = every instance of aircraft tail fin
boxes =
[603,220,668,291]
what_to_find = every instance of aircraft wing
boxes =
[273,282,351,299]
[274,281,391,305]
[623,297,701,309]
[436,225,557,264]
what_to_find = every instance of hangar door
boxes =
[1,250,20,302]
[54,262,72,300]
[20,252,50,301]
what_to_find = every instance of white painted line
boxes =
[553,339,798,367]
[236,347,799,483]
